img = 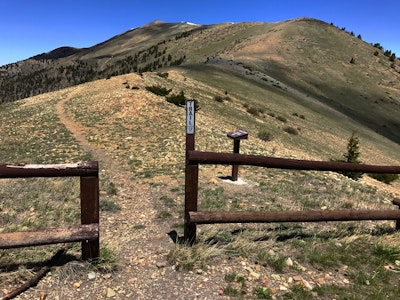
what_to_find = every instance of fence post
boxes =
[184,100,198,244]
[80,168,99,260]
[393,198,400,230]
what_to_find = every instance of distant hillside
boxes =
[30,46,84,60]
[1,18,399,144]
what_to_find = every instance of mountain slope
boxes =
[1,18,399,145]
[220,18,400,144]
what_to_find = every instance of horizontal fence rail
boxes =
[188,150,400,174]
[0,161,98,178]
[0,161,99,260]
[189,210,400,224]
[0,224,99,249]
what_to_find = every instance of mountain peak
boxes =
[143,20,165,27]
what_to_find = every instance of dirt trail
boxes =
[34,87,201,299]
[55,87,92,154]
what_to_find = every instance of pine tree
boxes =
[342,132,363,180]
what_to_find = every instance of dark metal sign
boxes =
[227,129,248,140]
[186,100,195,134]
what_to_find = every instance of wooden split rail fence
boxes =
[184,100,400,243]
[0,161,99,260]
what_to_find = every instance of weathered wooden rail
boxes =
[0,161,99,260]
[184,100,400,243]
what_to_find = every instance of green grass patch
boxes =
[100,198,121,212]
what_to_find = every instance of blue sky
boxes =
[1,0,399,66]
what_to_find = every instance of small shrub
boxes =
[368,173,399,184]
[293,112,306,119]
[157,72,169,78]
[93,245,118,272]
[276,115,287,122]
[223,272,247,296]
[214,95,224,103]
[254,287,273,299]
[105,181,117,195]
[145,85,171,96]
[100,199,121,212]
[167,242,223,270]
[283,284,313,299]
[283,126,299,135]
[225,271,237,282]
[258,130,273,141]
[223,285,239,296]
[157,211,172,219]
[247,107,260,116]
[236,275,246,288]
[160,195,175,206]
[267,255,288,272]
[166,91,186,106]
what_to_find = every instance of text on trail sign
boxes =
[186,100,195,134]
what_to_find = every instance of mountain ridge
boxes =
[1,18,399,145]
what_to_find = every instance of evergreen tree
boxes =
[344,132,360,163]
[342,132,363,180]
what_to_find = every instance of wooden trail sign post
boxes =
[184,100,198,244]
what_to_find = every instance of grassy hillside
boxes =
[206,18,400,144]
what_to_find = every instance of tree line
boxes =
[0,42,186,103]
